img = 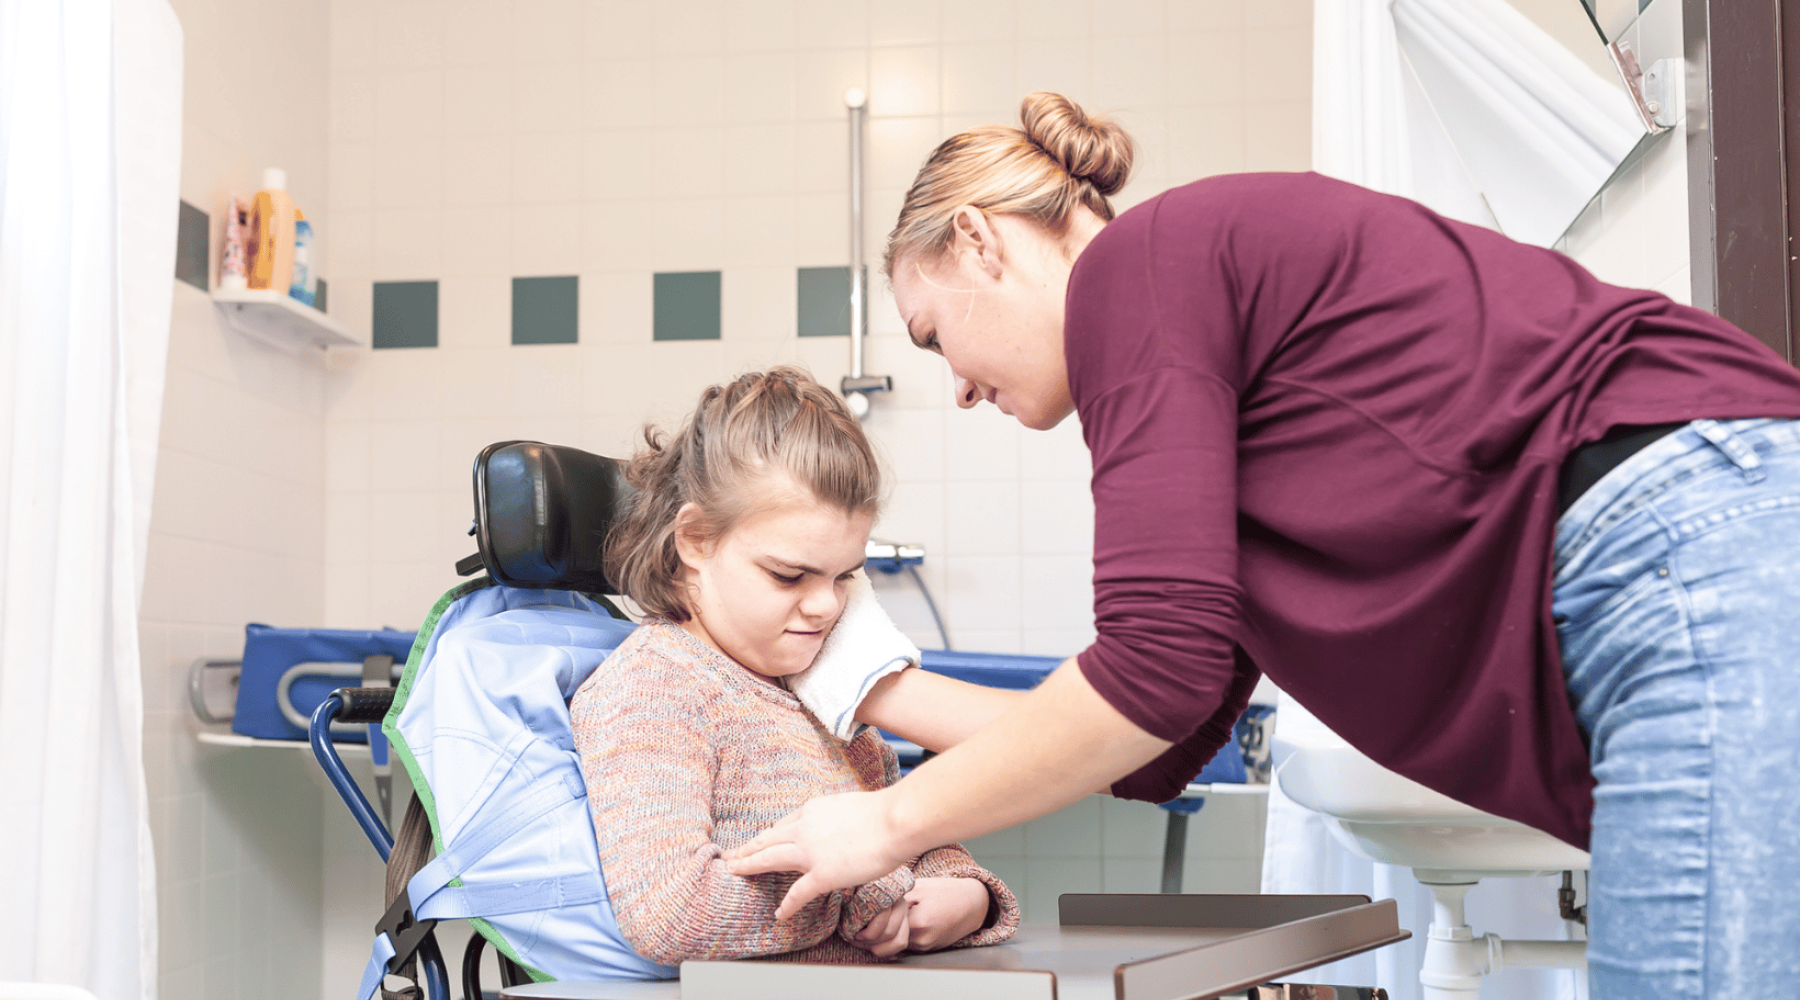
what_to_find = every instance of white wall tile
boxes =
[1242,26,1312,105]
[795,0,870,49]
[582,60,658,130]
[942,0,1015,42]
[511,0,586,65]
[870,47,942,117]
[942,554,1022,632]
[794,49,870,120]
[869,4,938,46]
[652,127,728,199]
[375,68,446,137]
[581,270,654,345]
[1019,0,1089,40]
[724,0,798,52]
[722,266,798,341]
[512,131,585,203]
[371,207,444,279]
[944,403,1021,480]
[650,198,727,271]
[443,135,513,208]
[584,0,655,58]
[1242,100,1310,172]
[441,205,513,277]
[943,43,1019,117]
[511,201,584,276]
[443,65,515,138]
[1016,37,1091,100]
[511,62,585,135]
[654,55,728,126]
[329,71,376,141]
[868,116,947,191]
[375,2,445,70]
[1092,35,1167,112]
[438,276,512,350]
[724,52,800,123]
[863,404,946,482]
[652,0,727,54]
[441,0,515,66]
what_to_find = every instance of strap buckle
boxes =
[375,886,438,974]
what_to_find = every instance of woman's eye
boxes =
[770,571,803,585]
[925,334,941,353]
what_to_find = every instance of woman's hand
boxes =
[848,896,911,958]
[901,878,990,952]
[724,788,913,921]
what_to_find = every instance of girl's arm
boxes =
[573,658,851,965]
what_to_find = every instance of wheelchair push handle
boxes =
[330,686,397,724]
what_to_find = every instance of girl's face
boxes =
[674,491,874,683]
[891,211,1080,431]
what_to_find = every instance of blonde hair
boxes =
[604,367,881,623]
[883,92,1136,276]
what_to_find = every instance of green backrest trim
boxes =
[380,577,553,983]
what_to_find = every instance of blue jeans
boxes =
[1552,418,1800,999]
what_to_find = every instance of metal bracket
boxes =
[1609,40,1680,134]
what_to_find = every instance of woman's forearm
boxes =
[855,668,1026,752]
[885,658,1170,857]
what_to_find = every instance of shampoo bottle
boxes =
[289,209,317,306]
[247,167,297,293]
[219,196,249,290]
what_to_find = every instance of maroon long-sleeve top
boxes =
[1078,173,1800,849]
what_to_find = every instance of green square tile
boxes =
[175,200,209,291]
[798,265,863,338]
[373,280,439,349]
[513,275,579,345]
[653,271,721,341]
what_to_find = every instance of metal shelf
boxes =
[196,730,370,756]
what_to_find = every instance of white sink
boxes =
[1274,733,1590,876]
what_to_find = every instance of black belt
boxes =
[1556,422,1688,516]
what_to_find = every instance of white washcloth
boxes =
[788,572,920,740]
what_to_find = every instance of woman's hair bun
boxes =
[1019,91,1135,197]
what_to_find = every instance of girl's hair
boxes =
[605,367,881,623]
[883,91,1136,277]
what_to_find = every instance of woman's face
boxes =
[892,212,1079,431]
[675,490,874,683]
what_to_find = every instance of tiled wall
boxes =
[143,1,334,998]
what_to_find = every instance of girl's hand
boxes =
[901,877,991,952]
[848,896,911,958]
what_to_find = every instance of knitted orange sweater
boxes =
[571,620,1020,968]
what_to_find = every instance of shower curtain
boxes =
[1267,0,1645,997]
[0,0,183,996]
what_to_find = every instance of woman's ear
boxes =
[949,206,1005,279]
[672,502,710,571]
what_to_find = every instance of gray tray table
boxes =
[501,893,1409,1000]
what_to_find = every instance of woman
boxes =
[728,92,1800,998]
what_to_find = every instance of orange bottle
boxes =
[247,167,297,292]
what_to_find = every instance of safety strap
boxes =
[357,773,607,1000]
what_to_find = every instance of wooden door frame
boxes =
[1685,0,1797,364]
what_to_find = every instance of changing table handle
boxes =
[187,658,240,724]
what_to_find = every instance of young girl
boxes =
[570,367,1018,970]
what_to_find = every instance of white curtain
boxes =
[1271,1,1638,995]
[0,0,183,997]
[1314,0,1642,247]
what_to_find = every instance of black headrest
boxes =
[459,441,635,593]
